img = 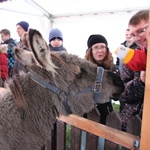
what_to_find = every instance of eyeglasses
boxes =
[131,25,149,39]
[92,45,106,51]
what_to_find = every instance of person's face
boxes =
[92,43,107,63]
[129,20,149,48]
[50,38,63,47]
[125,30,133,43]
[0,33,10,42]
[16,25,26,37]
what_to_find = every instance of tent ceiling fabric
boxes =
[0,0,149,18]
[0,0,44,17]
[31,0,149,17]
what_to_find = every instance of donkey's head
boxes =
[14,29,124,114]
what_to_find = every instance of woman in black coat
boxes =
[85,34,120,124]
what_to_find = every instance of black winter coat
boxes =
[120,64,144,132]
[119,65,144,104]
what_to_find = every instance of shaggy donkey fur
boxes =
[0,29,124,150]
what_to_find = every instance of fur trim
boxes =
[0,44,8,53]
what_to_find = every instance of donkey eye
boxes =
[76,72,82,78]
[31,58,37,64]
[40,48,45,52]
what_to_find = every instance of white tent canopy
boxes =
[0,0,149,58]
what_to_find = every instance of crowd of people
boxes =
[0,9,149,136]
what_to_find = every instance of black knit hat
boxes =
[87,34,108,48]
[16,21,29,32]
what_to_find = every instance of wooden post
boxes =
[140,8,150,149]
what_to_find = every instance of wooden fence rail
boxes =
[58,114,140,150]
[44,109,141,150]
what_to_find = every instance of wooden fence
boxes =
[140,8,150,149]
[44,109,141,150]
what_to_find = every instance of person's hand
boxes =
[140,71,146,83]
[115,45,134,60]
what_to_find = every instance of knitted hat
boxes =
[87,34,108,48]
[16,21,29,32]
[49,28,63,42]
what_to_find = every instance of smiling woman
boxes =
[85,34,121,125]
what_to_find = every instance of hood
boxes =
[0,44,8,53]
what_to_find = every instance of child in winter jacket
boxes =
[0,44,8,87]
[0,29,17,77]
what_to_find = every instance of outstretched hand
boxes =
[115,45,130,59]
[115,45,134,64]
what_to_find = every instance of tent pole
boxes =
[24,0,53,20]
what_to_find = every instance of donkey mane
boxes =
[6,72,27,109]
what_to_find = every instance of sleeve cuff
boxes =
[123,49,135,64]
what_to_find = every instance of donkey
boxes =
[0,29,124,150]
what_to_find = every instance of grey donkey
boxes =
[0,29,124,150]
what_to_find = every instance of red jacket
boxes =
[0,45,8,80]
[125,47,146,71]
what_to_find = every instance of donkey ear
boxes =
[32,35,51,67]
[14,48,41,67]
[28,29,51,67]
[29,29,58,74]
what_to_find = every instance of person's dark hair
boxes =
[129,9,149,26]
[0,29,10,36]
[85,47,114,70]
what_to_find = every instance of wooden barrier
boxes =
[43,109,141,150]
[140,8,150,149]
[59,114,140,150]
